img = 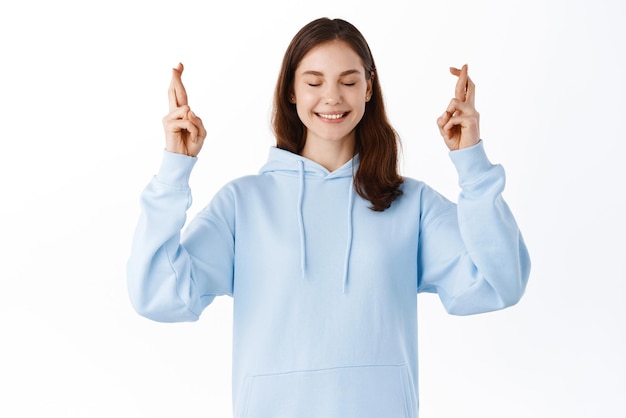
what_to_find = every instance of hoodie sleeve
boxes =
[417,141,530,315]
[126,150,234,323]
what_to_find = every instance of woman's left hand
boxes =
[436,64,480,151]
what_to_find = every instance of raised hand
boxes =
[436,64,480,151]
[162,63,207,157]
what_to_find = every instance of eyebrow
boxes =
[301,69,362,77]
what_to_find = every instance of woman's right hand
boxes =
[162,63,207,157]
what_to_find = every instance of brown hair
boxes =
[272,17,403,211]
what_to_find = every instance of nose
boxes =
[324,85,342,105]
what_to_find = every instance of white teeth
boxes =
[318,113,345,120]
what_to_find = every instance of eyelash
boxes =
[307,83,356,87]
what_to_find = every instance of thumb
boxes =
[188,110,207,141]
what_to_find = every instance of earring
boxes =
[290,96,296,103]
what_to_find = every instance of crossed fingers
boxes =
[436,64,480,150]
[168,63,188,112]
[162,63,207,156]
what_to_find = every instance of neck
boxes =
[301,137,355,172]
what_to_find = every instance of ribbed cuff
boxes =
[155,149,198,188]
[448,140,494,183]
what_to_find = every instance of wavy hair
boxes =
[272,17,403,211]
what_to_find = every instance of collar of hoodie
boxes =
[260,147,358,293]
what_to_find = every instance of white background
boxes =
[1,0,624,417]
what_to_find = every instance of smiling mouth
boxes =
[316,112,348,120]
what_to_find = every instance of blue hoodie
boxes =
[127,140,530,417]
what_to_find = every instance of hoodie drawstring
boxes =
[296,158,355,293]
[297,160,307,281]
[342,180,355,294]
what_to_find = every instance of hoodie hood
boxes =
[259,147,358,179]
[259,147,358,293]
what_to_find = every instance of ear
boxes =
[365,83,373,102]
[366,72,374,101]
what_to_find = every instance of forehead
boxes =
[296,40,365,74]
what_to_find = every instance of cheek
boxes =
[351,92,367,114]
[295,101,315,126]
[295,105,307,123]
[294,94,320,120]
[295,89,318,106]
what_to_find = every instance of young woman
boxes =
[127,17,530,418]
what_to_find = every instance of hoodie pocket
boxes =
[237,364,416,418]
